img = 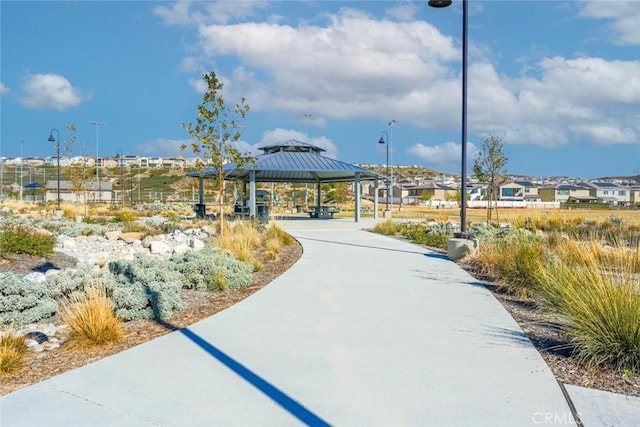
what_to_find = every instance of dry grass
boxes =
[537,246,640,371]
[60,284,124,350]
[0,332,28,375]
[262,237,284,261]
[383,205,640,227]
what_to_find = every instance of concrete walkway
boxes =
[1,218,637,426]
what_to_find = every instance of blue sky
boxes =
[2,0,640,179]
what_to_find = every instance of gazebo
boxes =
[186,139,385,222]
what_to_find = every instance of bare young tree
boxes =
[473,135,508,224]
[63,124,93,216]
[181,72,252,235]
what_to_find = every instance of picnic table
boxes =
[307,205,340,219]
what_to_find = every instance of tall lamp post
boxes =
[47,129,61,211]
[378,131,390,213]
[89,121,105,202]
[429,0,468,234]
[388,119,397,210]
[19,140,24,202]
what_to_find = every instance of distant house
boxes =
[404,181,456,205]
[630,186,640,206]
[162,156,187,168]
[584,181,632,207]
[45,180,113,203]
[500,180,541,202]
[538,184,593,203]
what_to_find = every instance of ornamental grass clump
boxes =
[216,221,262,269]
[263,223,296,247]
[467,231,546,297]
[537,244,640,372]
[60,283,124,349]
[0,332,28,375]
[261,237,283,261]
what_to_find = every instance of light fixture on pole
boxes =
[89,121,105,202]
[429,0,468,234]
[47,129,61,211]
[378,131,390,212]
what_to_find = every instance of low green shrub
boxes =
[46,265,118,300]
[170,249,253,291]
[0,273,57,325]
[0,224,55,257]
[372,219,402,236]
[109,257,186,321]
[400,223,452,250]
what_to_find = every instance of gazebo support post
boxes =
[374,178,379,220]
[249,170,256,219]
[316,182,321,211]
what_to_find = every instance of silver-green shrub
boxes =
[46,265,118,301]
[0,273,57,325]
[170,249,253,291]
[109,256,186,321]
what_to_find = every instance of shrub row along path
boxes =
[1,218,639,426]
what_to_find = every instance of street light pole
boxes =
[47,129,61,211]
[429,0,468,234]
[388,119,397,212]
[378,131,390,212]
[19,140,24,202]
[89,121,105,202]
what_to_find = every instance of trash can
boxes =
[193,203,206,219]
[296,204,302,213]
[257,204,269,223]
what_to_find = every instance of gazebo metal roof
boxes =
[187,139,384,183]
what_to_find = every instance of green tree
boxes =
[473,135,508,224]
[181,72,251,235]
[420,189,434,203]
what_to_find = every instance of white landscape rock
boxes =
[54,224,212,268]
[23,272,47,284]
[173,243,190,255]
[149,240,172,255]
[189,238,205,251]
[105,230,122,241]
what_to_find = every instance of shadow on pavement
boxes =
[150,317,330,426]
[296,236,428,256]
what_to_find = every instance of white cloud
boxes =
[386,2,419,21]
[154,0,267,26]
[196,9,458,122]
[580,1,640,45]
[178,6,639,151]
[0,82,9,95]
[19,73,86,111]
[407,141,478,170]
[136,138,189,156]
